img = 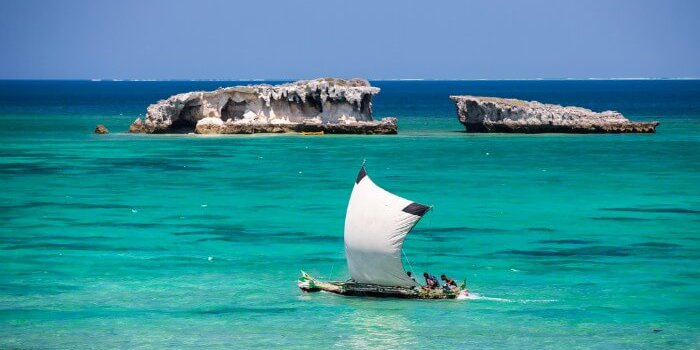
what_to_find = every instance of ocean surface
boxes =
[1,80,699,349]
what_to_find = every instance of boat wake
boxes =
[461,293,558,303]
[463,293,512,302]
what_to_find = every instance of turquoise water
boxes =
[1,80,699,348]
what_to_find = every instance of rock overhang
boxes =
[130,78,395,135]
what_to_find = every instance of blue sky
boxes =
[1,0,698,79]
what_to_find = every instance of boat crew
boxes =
[423,272,439,289]
[406,271,417,283]
[441,274,458,291]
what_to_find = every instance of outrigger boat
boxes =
[298,165,468,299]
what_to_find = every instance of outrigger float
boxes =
[298,165,468,299]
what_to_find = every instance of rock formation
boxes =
[94,124,109,134]
[128,118,147,133]
[129,78,396,135]
[450,96,659,133]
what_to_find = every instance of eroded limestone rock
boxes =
[193,116,398,135]
[130,78,396,135]
[128,118,147,133]
[450,96,659,133]
[94,124,109,134]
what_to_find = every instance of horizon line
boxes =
[0,77,699,82]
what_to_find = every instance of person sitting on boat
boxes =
[441,274,458,291]
[406,271,417,283]
[423,272,439,289]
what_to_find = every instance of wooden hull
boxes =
[298,272,467,299]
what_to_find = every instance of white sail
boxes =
[344,166,431,287]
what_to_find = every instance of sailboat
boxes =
[298,165,468,299]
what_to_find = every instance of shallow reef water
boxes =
[0,80,699,348]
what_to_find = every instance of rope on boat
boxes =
[406,205,434,280]
[403,249,415,278]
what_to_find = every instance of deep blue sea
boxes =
[1,80,699,349]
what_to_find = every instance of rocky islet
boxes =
[450,95,659,133]
[127,78,396,135]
